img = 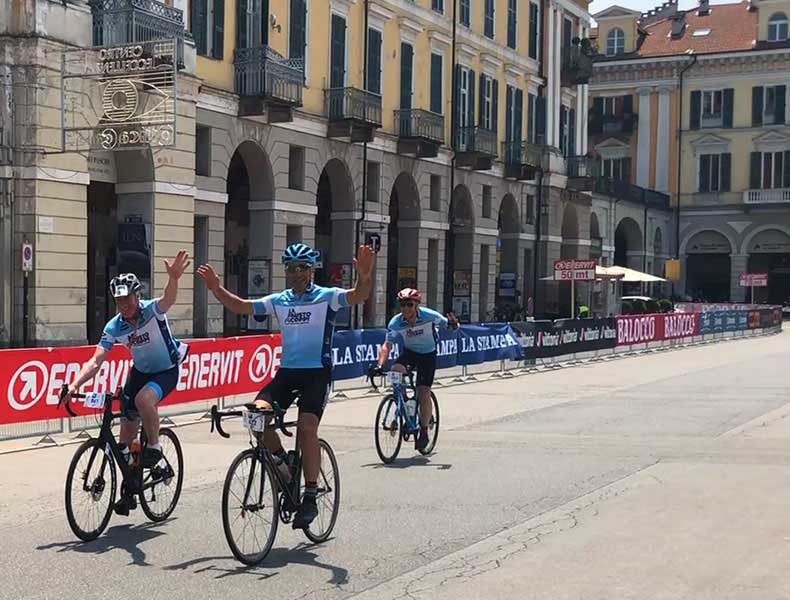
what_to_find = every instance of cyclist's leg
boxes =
[415,352,437,429]
[119,368,146,445]
[255,370,297,453]
[134,366,179,448]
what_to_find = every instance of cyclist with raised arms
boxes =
[67,250,191,515]
[370,288,459,451]
[197,243,375,529]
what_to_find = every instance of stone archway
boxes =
[225,140,276,335]
[386,172,421,318]
[685,229,732,302]
[445,185,475,321]
[614,217,642,268]
[497,194,520,310]
[746,228,790,304]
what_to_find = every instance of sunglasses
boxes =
[284,263,312,273]
[399,301,415,308]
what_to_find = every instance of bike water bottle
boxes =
[406,398,417,419]
[119,443,133,466]
[273,453,292,484]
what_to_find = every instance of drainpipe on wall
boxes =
[531,0,547,317]
[354,0,370,329]
[445,0,458,315]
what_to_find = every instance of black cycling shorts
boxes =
[395,349,438,388]
[120,365,179,421]
[258,367,332,420]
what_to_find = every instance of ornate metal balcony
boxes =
[455,126,496,170]
[325,87,382,143]
[91,0,185,68]
[394,109,444,158]
[502,140,546,180]
[566,156,600,191]
[234,46,303,121]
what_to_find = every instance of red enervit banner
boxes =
[616,313,700,345]
[0,334,282,425]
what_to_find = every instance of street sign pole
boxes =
[571,278,575,319]
[751,283,754,305]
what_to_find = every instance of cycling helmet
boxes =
[281,242,319,265]
[397,288,422,303]
[109,273,141,298]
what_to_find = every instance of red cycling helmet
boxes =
[397,288,422,303]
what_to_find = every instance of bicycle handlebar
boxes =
[59,384,120,418]
[210,402,294,439]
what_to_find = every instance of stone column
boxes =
[655,87,671,192]
[730,253,749,302]
[636,87,653,188]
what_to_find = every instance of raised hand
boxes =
[196,264,221,291]
[353,245,376,278]
[165,250,191,280]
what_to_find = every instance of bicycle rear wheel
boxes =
[65,438,116,542]
[374,394,402,464]
[222,449,279,565]
[417,392,440,455]
[303,438,340,544]
[139,428,184,522]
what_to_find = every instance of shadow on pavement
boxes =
[361,456,452,470]
[163,542,349,584]
[36,519,173,566]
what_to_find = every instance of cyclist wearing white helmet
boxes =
[371,288,459,450]
[67,250,191,516]
[197,242,375,529]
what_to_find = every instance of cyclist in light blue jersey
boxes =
[198,242,375,529]
[371,288,459,450]
[68,250,191,515]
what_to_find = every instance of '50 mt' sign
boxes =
[553,259,597,281]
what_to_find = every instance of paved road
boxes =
[3,331,790,600]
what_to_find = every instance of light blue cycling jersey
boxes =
[99,298,183,374]
[386,307,448,354]
[252,284,350,369]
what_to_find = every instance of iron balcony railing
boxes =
[91,0,185,67]
[455,126,497,156]
[234,46,303,105]
[593,177,671,209]
[567,156,600,178]
[561,41,594,86]
[393,109,444,144]
[325,87,382,126]
[502,140,546,169]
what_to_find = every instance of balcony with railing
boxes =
[234,46,303,120]
[561,39,594,87]
[593,177,671,209]
[502,140,546,180]
[455,126,497,170]
[566,156,600,191]
[325,87,382,143]
[90,0,185,68]
[743,188,790,204]
[394,109,444,158]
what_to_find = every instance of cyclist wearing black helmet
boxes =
[197,243,375,529]
[67,250,191,516]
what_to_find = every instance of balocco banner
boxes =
[615,313,699,345]
[0,335,282,425]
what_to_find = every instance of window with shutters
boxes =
[763,85,786,124]
[602,97,616,116]
[289,0,307,78]
[485,0,495,38]
[698,153,731,192]
[432,0,444,13]
[459,67,471,127]
[701,90,723,127]
[400,42,414,110]
[529,2,539,59]
[430,53,443,114]
[527,93,536,143]
[329,14,346,88]
[756,151,789,189]
[506,86,515,141]
[193,0,224,58]
[507,0,517,49]
[482,75,494,131]
[461,0,471,27]
[366,28,382,94]
[602,158,627,180]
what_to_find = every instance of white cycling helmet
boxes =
[109,273,141,298]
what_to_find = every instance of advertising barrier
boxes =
[0,323,523,426]
[510,318,617,358]
[615,313,700,345]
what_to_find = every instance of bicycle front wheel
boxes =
[222,449,279,565]
[139,428,184,522]
[65,438,116,542]
[303,438,340,544]
[375,394,403,464]
[417,392,440,455]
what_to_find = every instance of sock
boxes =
[149,443,162,452]
[304,483,318,497]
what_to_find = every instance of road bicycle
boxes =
[58,385,184,541]
[369,367,439,464]
[210,400,340,565]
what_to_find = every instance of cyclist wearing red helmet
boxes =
[372,288,459,450]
